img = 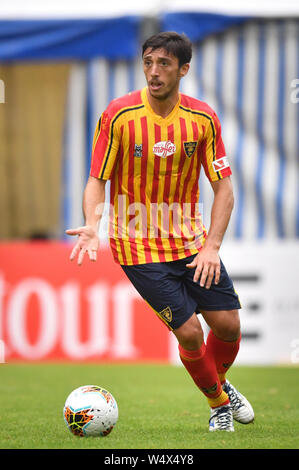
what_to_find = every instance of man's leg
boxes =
[120,259,236,429]
[201,309,254,424]
[202,309,241,384]
[173,313,230,410]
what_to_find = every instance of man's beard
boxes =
[148,75,180,101]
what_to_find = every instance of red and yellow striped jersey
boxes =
[90,87,231,265]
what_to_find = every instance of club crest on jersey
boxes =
[212,156,230,172]
[153,140,176,158]
[134,144,143,158]
[183,141,197,158]
[159,306,172,323]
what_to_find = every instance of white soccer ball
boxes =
[63,385,118,437]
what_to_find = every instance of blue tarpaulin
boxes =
[0,13,253,61]
[161,12,251,42]
[0,16,140,61]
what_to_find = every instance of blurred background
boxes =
[0,0,298,365]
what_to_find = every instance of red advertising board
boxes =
[0,242,170,362]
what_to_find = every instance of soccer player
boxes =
[66,31,254,432]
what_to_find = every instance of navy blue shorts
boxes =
[121,254,241,330]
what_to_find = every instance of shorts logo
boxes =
[212,156,230,172]
[159,306,172,323]
[183,141,197,158]
[153,141,176,158]
[134,144,143,158]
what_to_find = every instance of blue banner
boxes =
[161,12,251,42]
[0,17,140,61]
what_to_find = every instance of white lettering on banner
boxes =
[60,282,109,359]
[111,283,139,358]
[86,283,110,353]
[0,275,5,354]
[6,278,58,359]
[2,275,141,361]
[0,340,4,363]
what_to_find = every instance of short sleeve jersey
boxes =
[90,87,231,265]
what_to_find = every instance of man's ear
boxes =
[180,63,190,78]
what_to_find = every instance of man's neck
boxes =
[146,88,180,119]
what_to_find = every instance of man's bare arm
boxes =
[204,176,234,251]
[65,176,106,265]
[186,177,234,288]
[82,176,106,230]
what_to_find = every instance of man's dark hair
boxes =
[142,31,192,67]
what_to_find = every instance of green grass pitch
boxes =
[0,363,298,449]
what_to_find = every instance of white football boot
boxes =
[209,404,234,432]
[223,379,254,424]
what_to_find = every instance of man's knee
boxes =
[212,310,241,341]
[173,313,204,350]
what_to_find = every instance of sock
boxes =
[206,331,241,384]
[178,342,229,409]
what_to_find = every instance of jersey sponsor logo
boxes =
[212,156,230,172]
[159,306,172,323]
[134,144,143,157]
[153,140,176,158]
[183,141,197,158]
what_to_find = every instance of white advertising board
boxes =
[170,241,299,365]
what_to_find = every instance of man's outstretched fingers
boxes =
[65,227,84,236]
[77,248,86,266]
[88,248,97,262]
[70,243,80,261]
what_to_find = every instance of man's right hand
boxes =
[65,225,99,266]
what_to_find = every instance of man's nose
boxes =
[150,63,159,76]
